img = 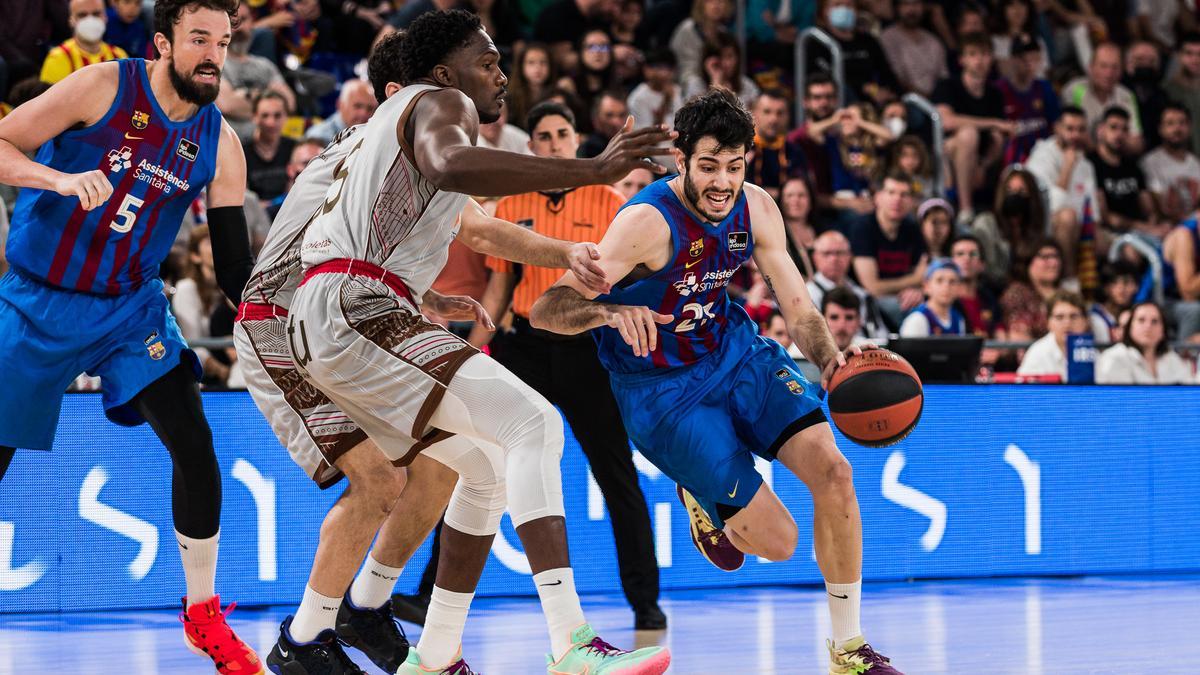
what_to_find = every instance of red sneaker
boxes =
[181,595,266,674]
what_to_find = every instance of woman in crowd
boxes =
[1000,239,1066,342]
[505,43,557,131]
[562,28,620,116]
[669,0,733,81]
[779,176,820,279]
[888,135,936,201]
[918,198,954,259]
[1090,261,1140,343]
[681,32,760,108]
[1017,290,1090,380]
[972,166,1046,287]
[1096,302,1195,384]
[172,226,236,387]
[991,0,1049,80]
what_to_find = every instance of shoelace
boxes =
[850,643,890,666]
[314,634,362,671]
[362,602,408,645]
[180,601,242,655]
[445,658,480,675]
[582,636,627,658]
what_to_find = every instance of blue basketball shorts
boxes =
[610,333,827,517]
[0,269,199,450]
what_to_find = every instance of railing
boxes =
[793,27,846,124]
[1108,233,1165,306]
[900,93,945,196]
[734,0,747,77]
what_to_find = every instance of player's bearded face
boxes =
[169,57,221,106]
[682,148,746,222]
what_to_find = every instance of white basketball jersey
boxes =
[242,124,363,310]
[300,84,469,299]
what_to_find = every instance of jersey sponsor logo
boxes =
[176,138,199,162]
[133,158,191,194]
[689,238,704,257]
[107,146,133,172]
[775,368,790,379]
[143,331,159,345]
[673,268,736,296]
[131,110,150,130]
[727,231,748,251]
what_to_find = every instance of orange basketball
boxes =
[827,349,924,447]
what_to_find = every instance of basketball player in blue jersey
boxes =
[531,89,905,674]
[0,2,263,673]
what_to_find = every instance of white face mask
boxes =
[885,116,907,138]
[76,15,107,43]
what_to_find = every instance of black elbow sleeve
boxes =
[207,206,255,306]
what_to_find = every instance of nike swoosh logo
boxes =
[727,480,739,499]
[279,647,290,658]
[125,133,144,140]
[685,259,702,269]
[828,592,849,599]
[538,580,563,587]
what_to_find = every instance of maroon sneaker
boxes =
[676,486,744,572]
[828,637,904,674]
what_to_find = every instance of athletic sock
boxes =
[176,531,218,607]
[533,568,587,661]
[348,553,404,610]
[289,586,342,644]
[418,586,474,668]
[826,578,863,647]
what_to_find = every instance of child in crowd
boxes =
[900,259,968,336]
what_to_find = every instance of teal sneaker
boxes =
[395,646,481,674]
[545,624,670,674]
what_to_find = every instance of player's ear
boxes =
[384,81,403,98]
[154,32,172,59]
[430,64,454,87]
[672,148,685,176]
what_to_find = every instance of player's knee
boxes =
[346,467,406,516]
[760,519,799,562]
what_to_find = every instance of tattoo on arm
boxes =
[763,273,777,299]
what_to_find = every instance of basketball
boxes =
[827,349,924,447]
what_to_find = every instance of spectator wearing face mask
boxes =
[810,0,900,108]
[1122,40,1168,151]
[1096,301,1195,384]
[41,0,128,85]
[971,167,1046,286]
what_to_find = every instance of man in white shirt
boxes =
[1141,104,1200,223]
[304,79,377,144]
[807,230,887,338]
[477,105,532,154]
[1024,106,1098,281]
[1017,291,1090,380]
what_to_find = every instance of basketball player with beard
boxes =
[0,2,262,673]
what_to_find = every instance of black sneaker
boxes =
[266,617,364,674]
[335,597,411,672]
[633,603,668,631]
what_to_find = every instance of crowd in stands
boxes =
[2,0,1199,386]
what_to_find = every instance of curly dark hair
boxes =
[154,0,238,43]
[397,9,484,86]
[368,30,406,103]
[673,88,755,161]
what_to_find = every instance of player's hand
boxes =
[56,170,113,211]
[428,292,495,331]
[593,117,677,183]
[567,242,610,294]
[605,305,673,358]
[820,342,876,391]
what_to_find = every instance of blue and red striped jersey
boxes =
[594,177,758,375]
[7,59,222,295]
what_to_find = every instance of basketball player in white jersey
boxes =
[234,32,621,674]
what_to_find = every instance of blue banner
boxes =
[2,386,1198,613]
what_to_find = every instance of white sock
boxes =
[826,579,863,647]
[289,586,342,644]
[349,553,404,610]
[417,586,474,668]
[176,531,218,607]
[533,568,586,661]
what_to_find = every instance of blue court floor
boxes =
[0,575,1195,674]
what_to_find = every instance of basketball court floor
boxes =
[1,574,1193,674]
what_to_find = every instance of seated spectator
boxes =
[934,32,1014,224]
[888,135,935,201]
[1096,301,1194,384]
[747,90,811,201]
[811,103,892,204]
[745,0,812,72]
[172,226,235,387]
[1025,106,1099,284]
[917,198,953,259]
[1063,43,1145,154]
[105,0,150,59]
[1123,40,1168,151]
[1164,32,1200,156]
[478,104,532,154]
[41,0,128,85]
[669,0,733,83]
[1090,106,1162,241]
[808,230,887,339]
[1162,213,1200,341]
[991,0,1049,81]
[780,177,819,278]
[972,166,1046,286]
[1017,290,1090,380]
[951,234,1003,337]
[613,166,653,200]
[996,34,1060,166]
[762,309,803,357]
[243,91,295,204]
[505,43,558,133]
[879,0,948,97]
[222,1,296,142]
[787,74,839,204]
[577,90,627,158]
[681,32,759,109]
[810,0,900,108]
[1141,104,1200,225]
[265,138,325,221]
[900,259,967,336]
[851,171,925,323]
[625,49,681,134]
[1000,239,1066,341]
[304,79,376,145]
[822,287,875,351]
[562,28,618,116]
[1090,261,1140,343]
[1132,0,1189,54]
[534,0,621,71]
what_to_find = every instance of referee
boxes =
[468,101,666,630]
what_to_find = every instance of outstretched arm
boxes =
[529,204,673,357]
[410,88,675,197]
